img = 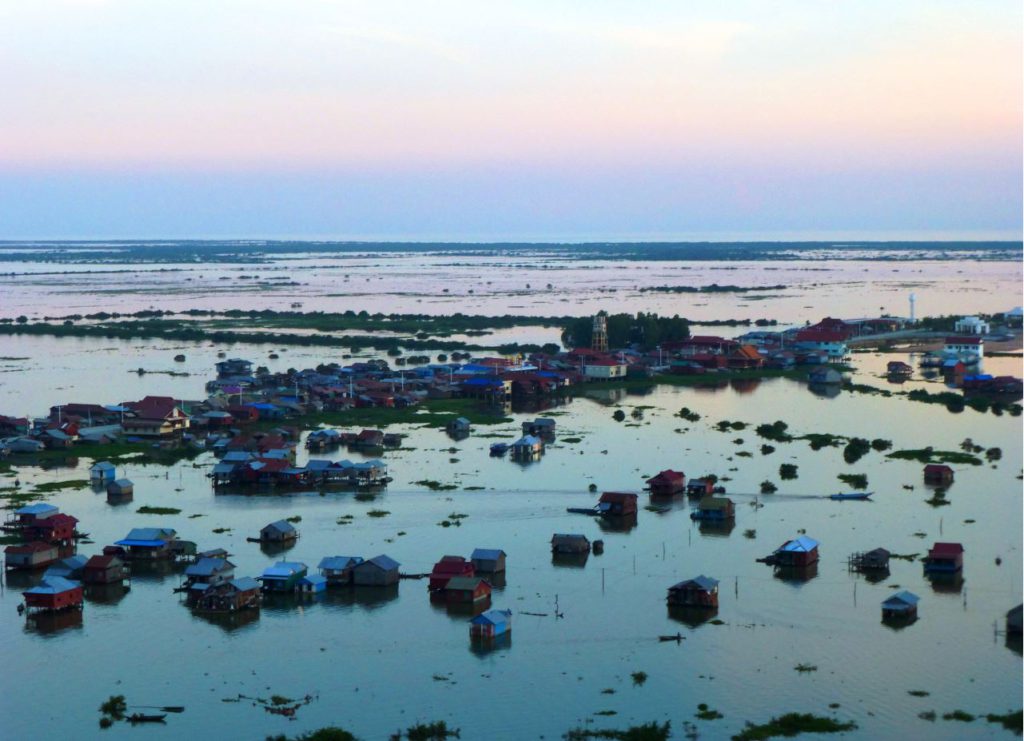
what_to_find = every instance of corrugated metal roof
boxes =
[471,609,512,626]
[445,576,488,591]
[318,556,362,570]
[471,548,506,561]
[14,503,58,516]
[361,554,399,571]
[883,591,919,607]
[25,576,80,595]
[229,577,260,591]
[300,574,327,586]
[778,535,819,553]
[185,557,233,577]
[261,561,307,578]
[122,527,176,542]
[263,520,296,534]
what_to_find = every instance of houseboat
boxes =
[23,576,84,614]
[113,528,178,560]
[685,478,714,497]
[259,520,298,544]
[689,497,735,522]
[551,534,590,554]
[259,561,308,592]
[923,542,963,574]
[352,555,400,586]
[666,576,719,608]
[5,541,60,570]
[881,591,919,622]
[89,461,117,484]
[318,556,364,586]
[444,576,492,604]
[429,555,475,591]
[82,554,129,586]
[766,536,820,567]
[4,503,59,531]
[597,492,638,517]
[923,464,954,486]
[646,470,685,496]
[469,609,512,640]
[470,548,506,573]
[193,577,261,613]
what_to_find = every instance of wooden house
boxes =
[5,541,60,570]
[45,555,89,581]
[924,542,963,573]
[646,470,685,496]
[444,576,491,604]
[470,548,506,573]
[1008,605,1023,636]
[318,556,364,586]
[23,576,83,614]
[185,557,235,589]
[772,536,820,567]
[6,503,59,529]
[686,478,714,497]
[193,577,261,613]
[114,528,178,560]
[881,591,919,621]
[89,461,116,484]
[298,574,327,594]
[429,555,475,591]
[551,534,590,554]
[259,561,308,592]
[82,554,128,585]
[446,417,472,437]
[689,497,735,522]
[923,464,954,485]
[470,608,512,639]
[106,479,134,498]
[260,520,298,544]
[666,576,719,608]
[510,434,544,460]
[354,429,385,449]
[849,548,890,572]
[522,418,556,437]
[352,554,400,586]
[24,513,78,545]
[598,492,638,517]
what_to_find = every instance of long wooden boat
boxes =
[128,714,167,723]
[829,491,873,501]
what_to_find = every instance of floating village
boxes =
[1,307,1022,736]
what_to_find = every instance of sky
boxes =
[0,1,1020,241]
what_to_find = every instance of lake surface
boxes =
[0,244,1021,740]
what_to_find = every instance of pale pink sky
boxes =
[0,1,1019,239]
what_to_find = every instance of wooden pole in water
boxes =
[853,581,857,606]
[662,542,665,560]
[602,568,605,594]
[734,576,738,599]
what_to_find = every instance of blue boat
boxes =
[829,491,873,501]
[489,443,509,456]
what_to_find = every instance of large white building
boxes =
[954,316,990,335]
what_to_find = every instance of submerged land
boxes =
[0,242,1021,740]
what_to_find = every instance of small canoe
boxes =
[128,714,167,723]
[829,491,873,501]
[566,507,598,515]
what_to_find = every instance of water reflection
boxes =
[25,610,83,636]
[551,553,589,569]
[128,560,182,583]
[5,570,45,590]
[428,594,492,620]
[1006,634,1022,656]
[730,378,761,394]
[807,383,841,399]
[84,583,130,606]
[926,572,965,594]
[321,584,400,611]
[469,633,512,657]
[698,521,735,538]
[194,609,261,633]
[881,614,918,632]
[667,604,719,629]
[596,514,637,533]
[773,563,819,584]
[259,540,297,558]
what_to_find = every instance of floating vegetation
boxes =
[336,515,355,525]
[760,444,775,455]
[942,710,975,722]
[413,480,458,491]
[756,421,792,442]
[887,449,982,466]
[137,506,181,515]
[837,474,868,490]
[919,711,937,722]
[794,664,818,673]
[402,720,461,740]
[716,420,747,432]
[678,407,701,422]
[267,727,358,741]
[286,515,302,523]
[842,438,871,464]
[733,713,857,740]
[760,480,778,494]
[212,527,231,534]
[613,410,626,422]
[779,464,798,480]
[890,553,919,562]
[695,703,723,720]
[802,433,842,450]
[871,438,893,451]
[743,529,756,539]
[595,710,618,716]
[366,510,390,518]
[985,710,1023,734]
[907,690,930,697]
[33,479,89,493]
[563,721,670,740]
[354,492,377,502]
[631,671,648,686]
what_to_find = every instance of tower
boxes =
[909,293,916,324]
[592,314,608,352]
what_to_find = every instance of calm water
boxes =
[0,250,1021,740]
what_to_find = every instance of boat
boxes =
[829,491,873,501]
[128,714,167,724]
[489,443,509,456]
[566,507,598,515]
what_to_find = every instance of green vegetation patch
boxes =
[366,510,390,518]
[413,480,458,491]
[837,473,868,490]
[985,710,1023,734]
[887,449,983,466]
[32,479,90,493]
[732,712,857,740]
[137,505,181,515]
[563,721,671,740]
